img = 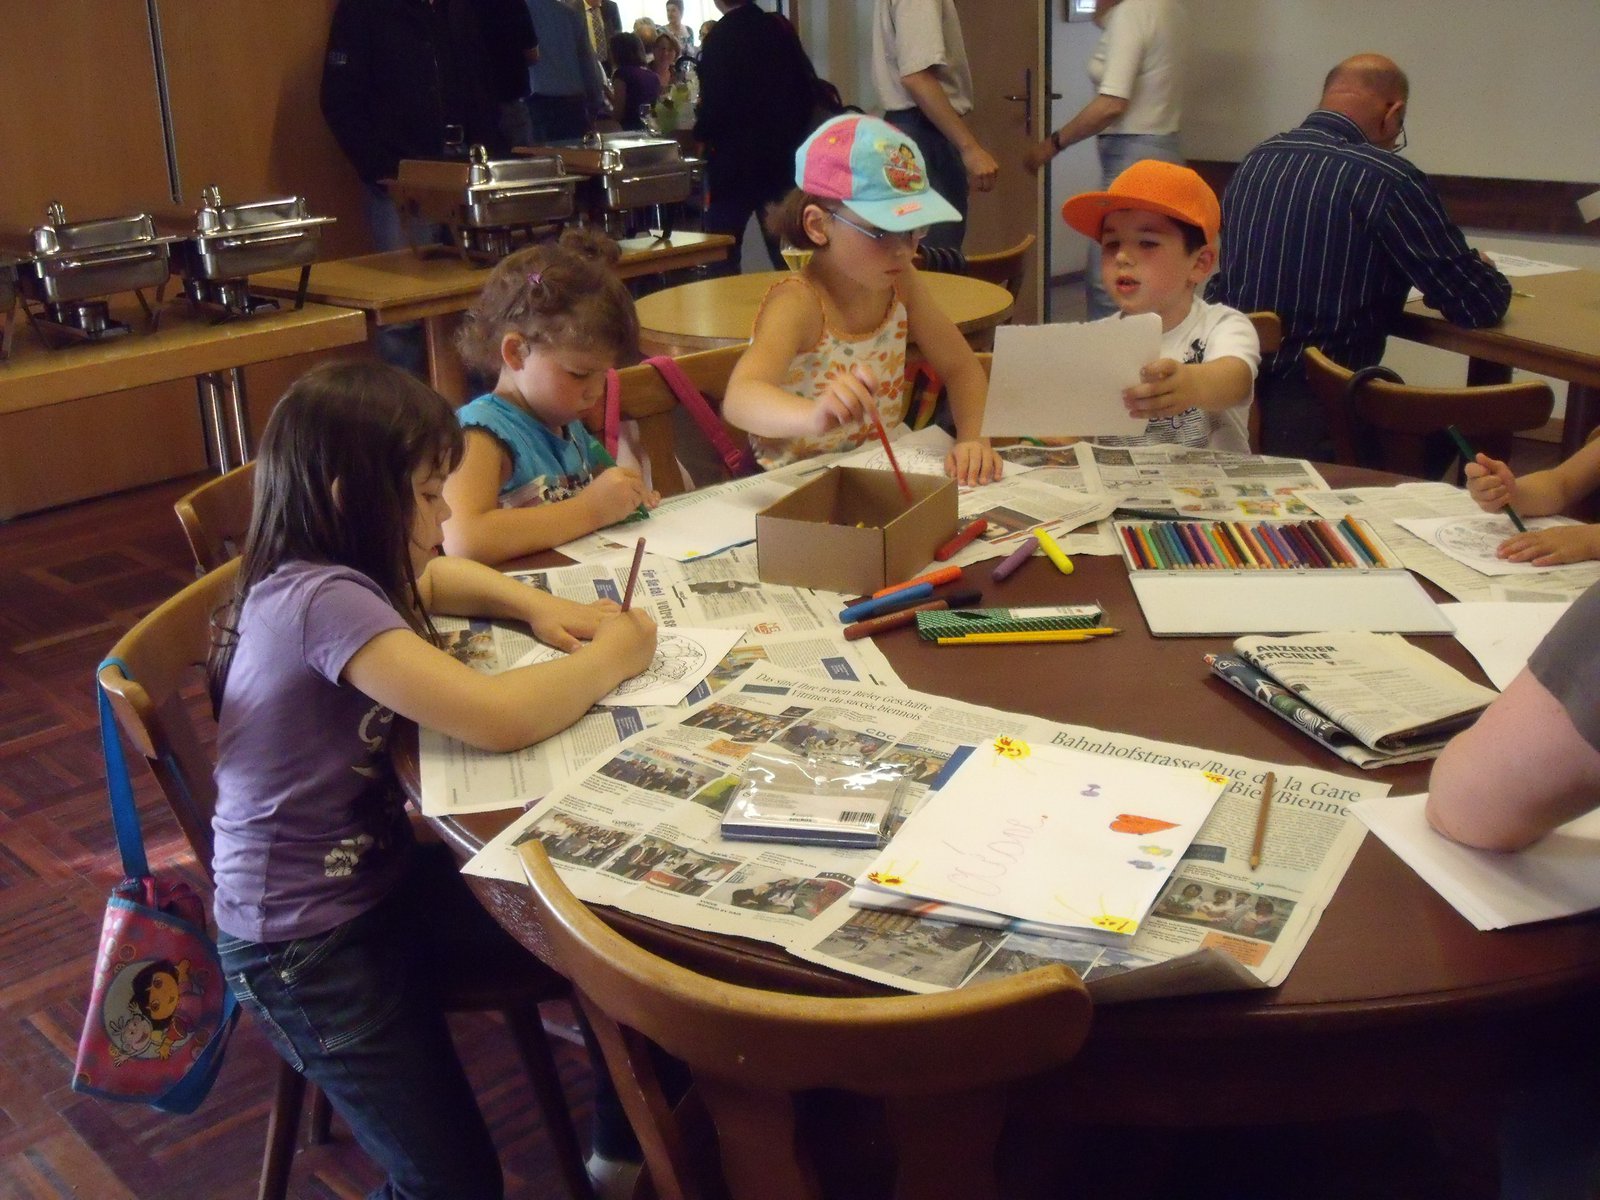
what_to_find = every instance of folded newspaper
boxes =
[1206,632,1498,770]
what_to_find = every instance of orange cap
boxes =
[1060,160,1221,246]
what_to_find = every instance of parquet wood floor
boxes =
[0,475,596,1200]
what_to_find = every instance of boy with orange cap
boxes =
[1061,160,1259,452]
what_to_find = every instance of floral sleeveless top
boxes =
[749,275,910,471]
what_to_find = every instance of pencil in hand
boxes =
[863,396,913,502]
[1447,424,1528,533]
[621,537,647,612]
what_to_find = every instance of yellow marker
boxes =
[1033,526,1074,575]
[936,627,1118,645]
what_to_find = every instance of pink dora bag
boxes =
[73,657,238,1114]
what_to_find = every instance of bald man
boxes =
[1206,53,1511,460]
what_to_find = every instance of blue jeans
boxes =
[1086,132,1185,320]
[218,845,524,1200]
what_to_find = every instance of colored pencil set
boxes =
[1116,517,1394,572]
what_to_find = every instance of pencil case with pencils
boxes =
[916,604,1104,640]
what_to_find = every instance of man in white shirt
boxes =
[871,0,998,251]
[1025,0,1184,317]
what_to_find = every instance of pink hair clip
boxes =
[527,270,543,288]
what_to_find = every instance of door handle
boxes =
[1001,67,1034,134]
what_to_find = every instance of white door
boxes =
[955,0,1048,324]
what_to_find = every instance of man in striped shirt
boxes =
[1206,53,1511,460]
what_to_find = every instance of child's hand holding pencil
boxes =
[812,363,880,436]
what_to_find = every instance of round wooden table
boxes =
[409,463,1600,1128]
[633,270,1016,356]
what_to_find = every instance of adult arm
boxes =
[897,71,998,192]
[1426,670,1600,851]
[320,0,395,183]
[1376,171,1511,329]
[1024,94,1128,172]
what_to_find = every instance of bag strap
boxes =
[602,368,623,461]
[97,656,149,880]
[643,355,759,479]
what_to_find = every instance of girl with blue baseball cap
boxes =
[722,114,1002,484]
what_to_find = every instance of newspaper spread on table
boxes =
[1297,482,1600,603]
[463,667,1383,1004]
[418,547,898,816]
[1077,443,1331,520]
[1231,632,1497,749]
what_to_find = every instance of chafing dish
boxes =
[391,146,577,263]
[168,186,336,318]
[17,202,178,345]
[527,132,701,239]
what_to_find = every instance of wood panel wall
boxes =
[0,2,377,517]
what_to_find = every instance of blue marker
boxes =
[838,582,936,623]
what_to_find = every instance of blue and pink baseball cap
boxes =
[794,114,960,232]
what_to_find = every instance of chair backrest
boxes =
[1302,346,1555,476]
[1242,313,1282,451]
[603,345,751,493]
[97,559,240,874]
[174,461,256,575]
[517,841,1093,1200]
[962,233,1037,300]
[1246,311,1282,355]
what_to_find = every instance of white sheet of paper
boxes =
[1441,600,1571,689]
[1395,513,1586,576]
[1353,793,1600,931]
[832,424,959,480]
[1580,188,1600,225]
[860,737,1226,936]
[512,626,744,707]
[631,477,796,561]
[980,315,1160,437]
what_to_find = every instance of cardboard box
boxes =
[756,467,958,594]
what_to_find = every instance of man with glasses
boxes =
[1206,53,1511,460]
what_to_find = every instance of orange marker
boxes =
[870,564,962,598]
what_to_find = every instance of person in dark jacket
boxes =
[693,0,817,272]
[321,0,503,250]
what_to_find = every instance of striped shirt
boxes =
[1205,110,1510,382]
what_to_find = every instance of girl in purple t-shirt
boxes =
[210,360,655,1199]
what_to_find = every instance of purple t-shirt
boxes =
[212,561,413,943]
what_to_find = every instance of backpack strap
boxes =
[644,355,759,479]
[97,656,150,881]
[602,368,623,461]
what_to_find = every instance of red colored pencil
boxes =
[866,402,913,502]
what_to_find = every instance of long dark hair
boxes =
[208,361,465,708]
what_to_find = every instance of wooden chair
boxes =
[1302,345,1555,477]
[961,233,1037,300]
[603,345,751,493]
[517,841,1094,1200]
[97,562,593,1200]
[1243,312,1282,453]
[174,461,256,574]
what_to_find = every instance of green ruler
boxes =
[916,604,1105,640]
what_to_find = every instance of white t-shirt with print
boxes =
[1097,295,1259,453]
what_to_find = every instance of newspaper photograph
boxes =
[464,667,1384,1004]
[1298,483,1600,603]
[419,558,900,817]
[1080,443,1330,520]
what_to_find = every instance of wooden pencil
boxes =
[1250,770,1275,870]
